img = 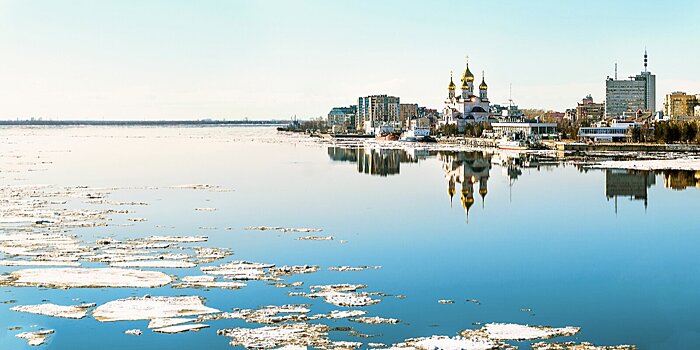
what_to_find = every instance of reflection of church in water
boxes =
[441,151,491,223]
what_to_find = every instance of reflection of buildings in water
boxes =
[603,169,698,212]
[327,146,425,177]
[494,152,552,182]
[605,169,655,211]
[663,170,700,190]
[441,151,492,223]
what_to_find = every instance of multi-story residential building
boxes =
[664,91,698,119]
[327,105,357,128]
[357,95,400,134]
[575,94,605,122]
[564,108,577,121]
[399,103,418,130]
[605,51,656,118]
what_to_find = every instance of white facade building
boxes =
[578,120,641,142]
[441,59,490,131]
[491,122,558,139]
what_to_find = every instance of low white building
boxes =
[491,122,558,139]
[578,120,640,142]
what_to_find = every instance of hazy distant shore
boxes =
[0,120,286,126]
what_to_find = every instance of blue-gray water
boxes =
[1,126,699,349]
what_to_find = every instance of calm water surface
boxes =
[1,126,699,349]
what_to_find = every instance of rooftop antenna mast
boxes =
[615,62,618,80]
[644,48,648,72]
[509,83,513,107]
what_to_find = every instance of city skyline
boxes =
[1,0,699,120]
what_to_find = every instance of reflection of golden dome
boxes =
[479,188,488,196]
[448,178,456,207]
[460,190,474,223]
[461,188,474,208]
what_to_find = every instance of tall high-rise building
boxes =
[605,51,656,118]
[357,95,400,134]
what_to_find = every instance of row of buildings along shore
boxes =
[326,50,700,143]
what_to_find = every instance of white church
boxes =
[441,59,490,131]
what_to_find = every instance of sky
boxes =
[0,0,699,120]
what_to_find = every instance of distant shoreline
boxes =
[0,120,287,126]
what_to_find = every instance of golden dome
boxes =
[479,71,488,90]
[462,63,475,82]
[448,72,456,90]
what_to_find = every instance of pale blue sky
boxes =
[0,0,698,120]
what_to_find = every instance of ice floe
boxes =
[590,158,700,171]
[124,329,143,336]
[307,291,380,307]
[476,323,579,340]
[295,236,334,241]
[328,266,381,272]
[531,341,636,349]
[153,324,209,334]
[174,275,247,289]
[222,304,312,324]
[269,265,319,277]
[11,303,94,319]
[0,268,172,288]
[352,316,400,324]
[327,310,367,319]
[148,317,197,329]
[387,335,499,350]
[217,323,330,349]
[244,226,323,233]
[194,207,217,212]
[93,295,220,322]
[16,329,55,346]
[146,235,207,243]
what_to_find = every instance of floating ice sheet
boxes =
[478,323,579,341]
[217,323,330,349]
[590,158,700,171]
[16,330,54,346]
[11,303,94,319]
[153,324,209,334]
[531,341,636,350]
[0,268,172,288]
[93,295,220,322]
